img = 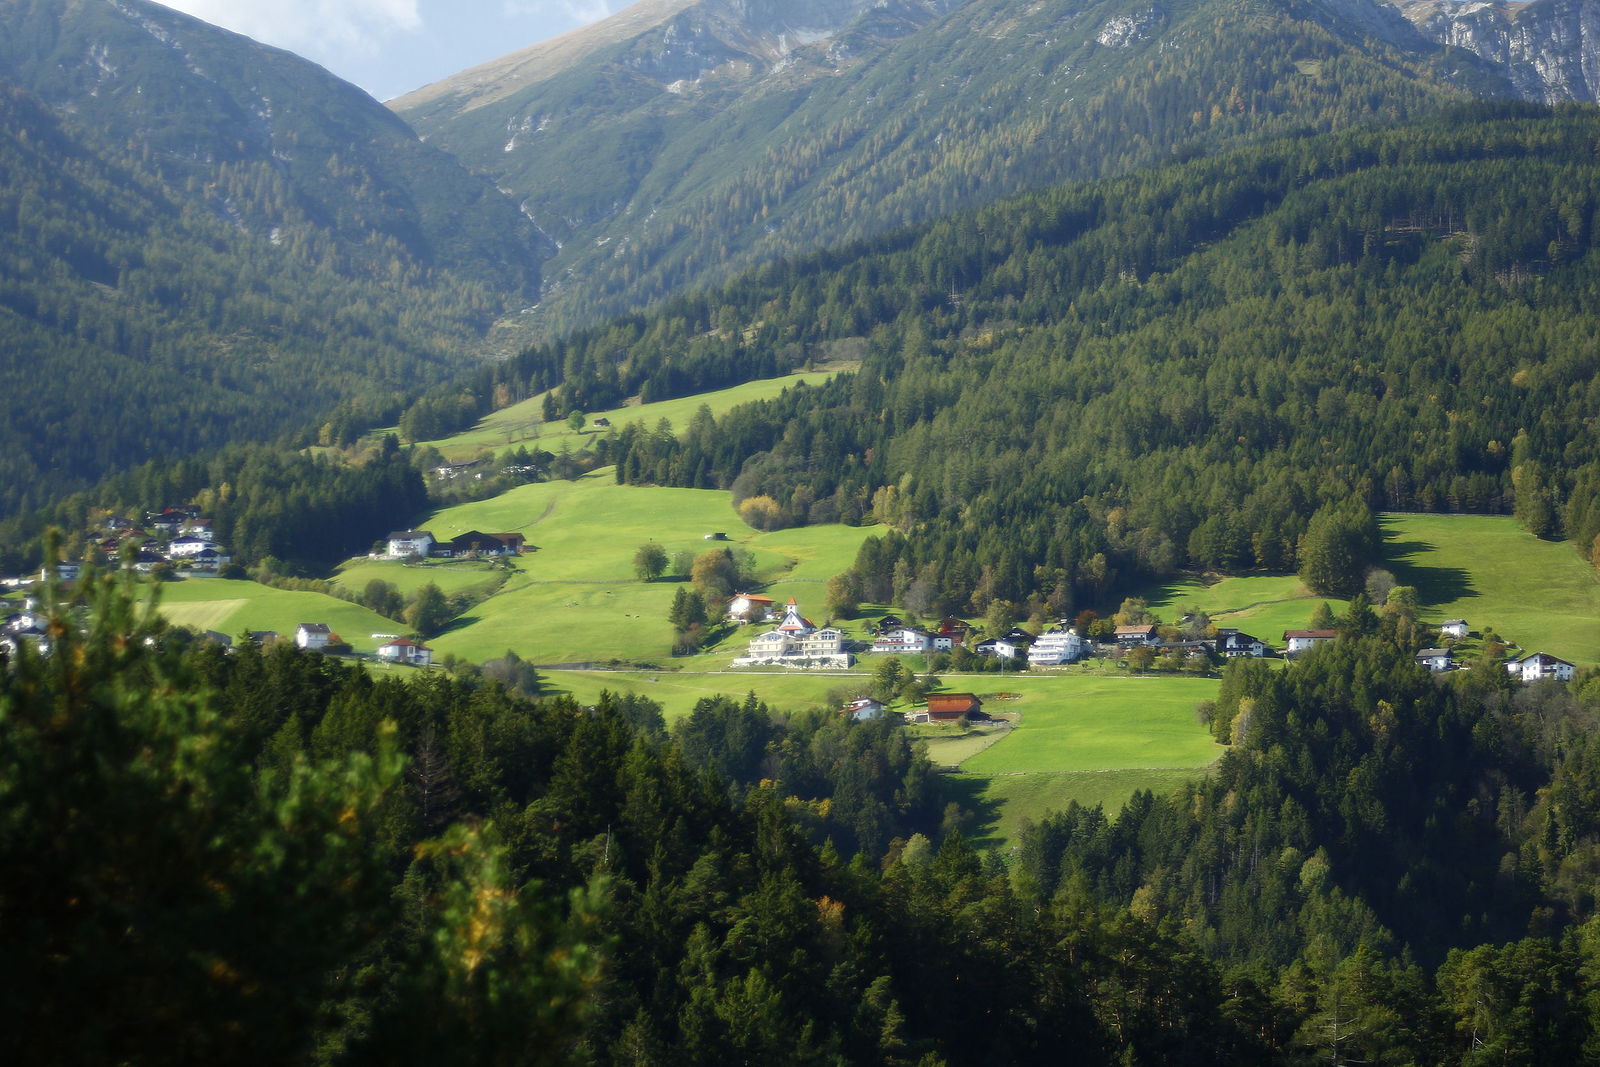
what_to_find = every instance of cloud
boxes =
[153,0,423,55]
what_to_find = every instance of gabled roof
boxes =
[387,529,434,540]
[927,693,983,716]
[1415,648,1451,659]
[297,622,331,635]
[1514,651,1575,667]
[1283,629,1338,640]
[380,637,429,650]
[1114,624,1156,635]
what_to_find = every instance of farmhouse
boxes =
[872,627,932,654]
[1282,629,1337,655]
[728,592,776,623]
[840,698,885,722]
[1415,647,1453,672]
[167,535,211,558]
[438,530,522,557]
[1029,627,1090,666]
[1114,624,1159,646]
[1217,629,1268,658]
[974,637,1024,660]
[1505,652,1576,683]
[377,638,432,666]
[295,623,332,650]
[926,693,983,722]
[1440,619,1469,639]
[386,530,435,559]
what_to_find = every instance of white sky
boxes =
[150,0,619,101]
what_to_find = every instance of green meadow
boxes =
[1137,572,1345,642]
[536,665,1223,849]
[417,371,844,462]
[156,579,399,652]
[1381,512,1600,665]
[420,470,878,664]
[949,768,1209,851]
[333,557,507,598]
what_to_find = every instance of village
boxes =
[719,591,1579,703]
[0,513,1581,699]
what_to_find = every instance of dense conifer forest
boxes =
[7,565,1600,1063]
[523,105,1600,611]
[8,4,1600,1059]
[0,0,545,519]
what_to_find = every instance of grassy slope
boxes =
[1381,513,1600,665]
[1137,572,1348,643]
[157,580,399,652]
[416,370,844,463]
[422,469,878,664]
[333,558,508,598]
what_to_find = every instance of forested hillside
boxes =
[475,105,1600,616]
[0,0,545,518]
[10,545,1600,1063]
[398,0,1513,332]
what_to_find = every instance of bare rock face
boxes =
[1391,0,1600,101]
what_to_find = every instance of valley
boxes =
[137,370,1600,844]
[11,0,1600,1058]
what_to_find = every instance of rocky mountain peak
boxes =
[1388,0,1600,101]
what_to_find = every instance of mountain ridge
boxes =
[394,0,1514,335]
[0,0,552,517]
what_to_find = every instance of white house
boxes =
[1506,652,1576,683]
[991,638,1023,661]
[167,535,211,558]
[1415,647,1453,672]
[184,546,232,573]
[841,698,885,722]
[1440,620,1469,640]
[1029,628,1090,666]
[377,638,432,666]
[1282,629,1337,655]
[181,518,215,541]
[871,627,932,655]
[728,592,776,624]
[1218,630,1268,658]
[296,623,332,650]
[386,530,435,559]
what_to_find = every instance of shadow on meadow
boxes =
[1381,530,1477,606]
[939,774,1008,850]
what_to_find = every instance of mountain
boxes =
[0,0,549,517]
[487,103,1600,613]
[1394,0,1600,101]
[395,0,1514,333]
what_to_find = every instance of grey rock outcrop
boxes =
[1391,0,1600,101]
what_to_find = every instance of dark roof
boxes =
[1517,651,1575,666]
[1283,629,1338,640]
[387,530,434,540]
[298,622,331,635]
